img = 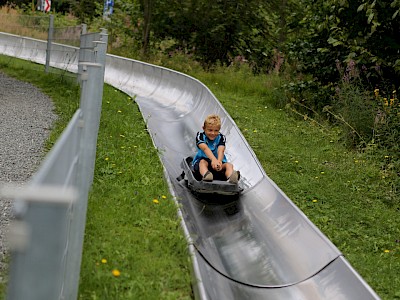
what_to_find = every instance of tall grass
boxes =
[272,59,399,213]
[0,7,82,46]
[0,6,48,39]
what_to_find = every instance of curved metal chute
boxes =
[104,55,379,299]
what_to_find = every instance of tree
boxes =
[150,0,282,68]
[287,0,400,87]
[74,0,101,22]
[140,0,153,55]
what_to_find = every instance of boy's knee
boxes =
[199,159,208,166]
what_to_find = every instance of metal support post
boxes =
[45,14,54,73]
[64,59,106,300]
[5,186,77,300]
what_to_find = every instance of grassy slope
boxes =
[0,56,399,299]
[192,69,400,299]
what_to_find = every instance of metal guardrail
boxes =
[0,31,107,300]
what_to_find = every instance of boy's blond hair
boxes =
[204,114,221,128]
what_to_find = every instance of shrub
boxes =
[328,60,376,147]
[373,89,400,202]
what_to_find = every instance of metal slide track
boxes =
[104,55,380,300]
[0,33,380,299]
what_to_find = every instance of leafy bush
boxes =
[326,60,376,147]
[282,79,333,112]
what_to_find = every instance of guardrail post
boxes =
[65,42,107,299]
[4,186,77,300]
[81,23,87,34]
[78,62,103,192]
[45,14,54,73]
[97,29,108,89]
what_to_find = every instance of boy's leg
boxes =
[198,159,213,181]
[223,162,234,178]
[228,170,240,184]
[223,162,240,184]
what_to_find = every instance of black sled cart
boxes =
[177,157,242,199]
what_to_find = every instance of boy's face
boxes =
[203,124,220,141]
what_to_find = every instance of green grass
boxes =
[0,56,192,299]
[0,55,399,299]
[78,87,192,299]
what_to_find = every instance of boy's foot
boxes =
[227,170,240,184]
[202,171,213,182]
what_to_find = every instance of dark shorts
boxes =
[193,158,211,172]
[193,158,227,180]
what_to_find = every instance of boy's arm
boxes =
[198,143,217,161]
[217,145,225,162]
[198,143,220,169]
[216,133,226,164]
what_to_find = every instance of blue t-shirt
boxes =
[192,131,227,167]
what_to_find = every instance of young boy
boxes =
[192,114,240,183]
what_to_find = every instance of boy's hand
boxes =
[212,159,222,171]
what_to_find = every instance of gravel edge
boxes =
[0,71,58,274]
